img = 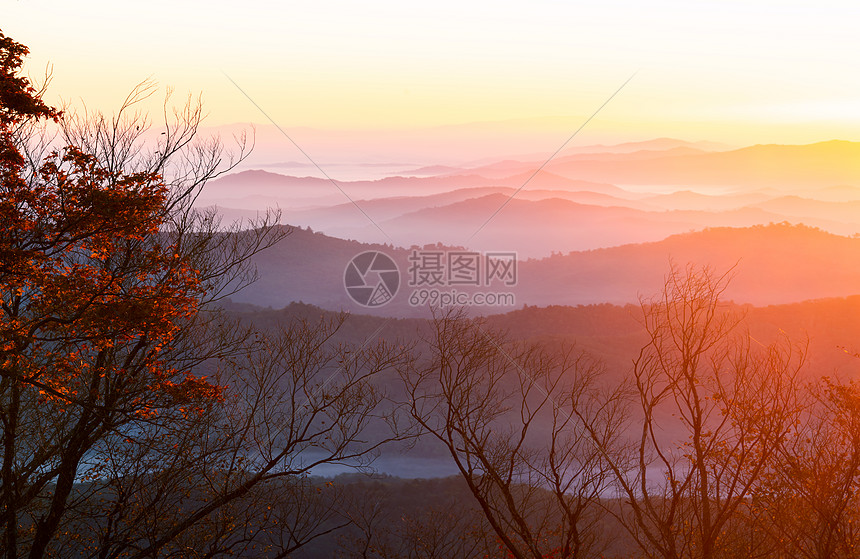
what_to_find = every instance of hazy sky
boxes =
[6,1,860,150]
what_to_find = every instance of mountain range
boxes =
[199,140,860,258]
[232,223,860,317]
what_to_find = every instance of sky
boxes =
[6,1,860,162]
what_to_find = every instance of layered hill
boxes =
[508,140,860,190]
[200,141,860,257]
[234,223,860,316]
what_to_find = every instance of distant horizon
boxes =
[8,1,860,147]
[209,133,860,179]
[197,125,860,173]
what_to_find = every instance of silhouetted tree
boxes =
[400,309,623,559]
[0,29,407,559]
[577,265,805,559]
[750,377,860,559]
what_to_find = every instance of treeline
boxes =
[385,266,860,559]
[37,265,860,559]
[223,286,860,559]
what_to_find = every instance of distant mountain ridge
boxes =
[229,292,860,383]
[234,223,860,316]
[200,140,860,257]
[546,140,860,189]
[519,222,860,306]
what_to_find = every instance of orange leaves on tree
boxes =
[0,98,214,416]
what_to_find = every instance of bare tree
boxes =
[751,377,860,559]
[399,308,623,559]
[47,312,407,559]
[577,265,805,559]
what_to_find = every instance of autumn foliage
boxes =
[0,30,220,410]
[0,29,419,559]
[0,28,239,558]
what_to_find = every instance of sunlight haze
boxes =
[6,0,860,147]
